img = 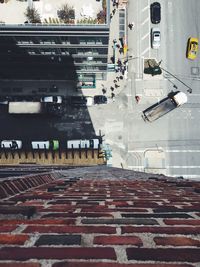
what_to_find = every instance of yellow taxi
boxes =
[187,37,198,60]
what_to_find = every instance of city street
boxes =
[0,0,200,179]
[121,0,200,179]
[86,0,200,179]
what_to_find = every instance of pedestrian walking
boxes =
[115,84,120,89]
[113,39,117,44]
[111,92,115,98]
[119,47,123,54]
[135,95,140,103]
[110,56,115,64]
[117,59,122,66]
[128,22,134,30]
[119,75,123,80]
[116,44,120,49]
[102,88,106,94]
[113,79,117,83]
[112,9,116,15]
[116,76,120,81]
[110,86,115,91]
[110,14,113,19]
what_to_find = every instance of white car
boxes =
[31,140,59,150]
[151,28,160,49]
[1,140,22,149]
[40,96,62,104]
[86,96,94,106]
[67,139,100,149]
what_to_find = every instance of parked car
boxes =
[94,95,108,104]
[70,96,94,107]
[31,140,59,150]
[150,2,161,24]
[0,140,22,149]
[151,28,161,49]
[67,139,100,149]
[40,96,62,103]
[186,37,198,60]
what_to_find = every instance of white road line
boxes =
[166,166,200,169]
[166,150,200,153]
[141,5,149,12]
[128,150,200,153]
[141,32,150,41]
[128,150,144,153]
[141,18,149,26]
[141,47,150,56]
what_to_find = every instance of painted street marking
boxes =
[141,32,150,41]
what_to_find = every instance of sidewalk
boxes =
[94,2,128,101]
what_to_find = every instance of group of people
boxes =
[113,39,124,55]
[115,59,127,75]
[110,0,119,19]
[111,0,119,8]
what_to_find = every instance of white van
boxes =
[0,140,22,149]
[31,140,59,150]
[67,139,100,149]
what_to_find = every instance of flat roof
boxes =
[0,0,109,25]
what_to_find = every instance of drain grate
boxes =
[191,67,199,75]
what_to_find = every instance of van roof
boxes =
[173,92,188,106]
[31,141,50,149]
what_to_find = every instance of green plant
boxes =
[102,0,107,9]
[97,9,106,24]
[57,3,75,23]
[24,7,41,23]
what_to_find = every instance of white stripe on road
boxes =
[141,47,150,56]
[141,5,149,12]
[128,150,200,153]
[128,166,200,169]
[166,166,200,168]
[166,150,200,153]
[141,18,149,26]
[141,32,150,41]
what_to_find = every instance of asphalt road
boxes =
[125,0,200,179]
[0,104,97,151]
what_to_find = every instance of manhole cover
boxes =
[191,67,199,75]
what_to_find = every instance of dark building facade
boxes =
[0,1,110,89]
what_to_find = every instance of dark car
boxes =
[94,95,107,104]
[150,2,161,24]
[70,96,94,107]
[70,96,87,107]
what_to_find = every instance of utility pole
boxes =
[155,60,193,93]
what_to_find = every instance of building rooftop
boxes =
[0,0,108,25]
[0,166,200,266]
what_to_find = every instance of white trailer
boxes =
[8,102,42,114]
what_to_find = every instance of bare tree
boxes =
[25,7,41,23]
